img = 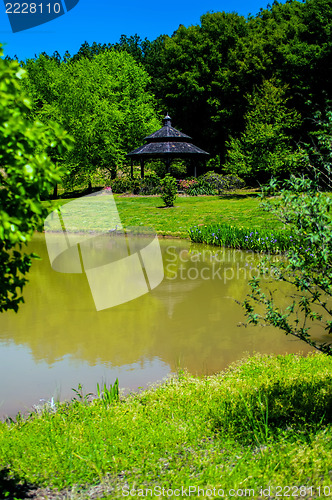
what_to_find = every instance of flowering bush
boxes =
[179,179,198,190]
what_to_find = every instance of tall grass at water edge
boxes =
[189,223,293,253]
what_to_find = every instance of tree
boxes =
[244,175,332,355]
[145,12,248,158]
[143,0,332,163]
[0,47,73,312]
[303,105,332,189]
[224,79,303,183]
[23,50,159,188]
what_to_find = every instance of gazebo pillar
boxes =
[140,159,145,178]
[130,159,134,179]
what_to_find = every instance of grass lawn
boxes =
[47,192,281,238]
[0,354,331,499]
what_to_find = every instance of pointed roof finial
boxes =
[163,114,171,127]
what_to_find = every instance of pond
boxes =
[0,234,325,419]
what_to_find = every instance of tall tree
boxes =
[146,12,248,158]
[143,0,332,162]
[224,79,303,183]
[23,50,159,187]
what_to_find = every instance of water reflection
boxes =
[0,234,323,418]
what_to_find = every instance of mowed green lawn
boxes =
[49,193,280,237]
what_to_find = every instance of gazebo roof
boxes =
[127,141,208,158]
[127,115,209,160]
[145,115,191,142]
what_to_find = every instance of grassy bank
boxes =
[47,193,282,238]
[0,354,331,499]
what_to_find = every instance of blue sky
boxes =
[1,0,276,61]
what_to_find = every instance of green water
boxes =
[0,234,324,418]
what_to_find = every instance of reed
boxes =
[189,223,293,253]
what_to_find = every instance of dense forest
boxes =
[8,0,332,187]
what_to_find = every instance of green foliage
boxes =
[145,160,166,178]
[0,354,331,494]
[244,176,332,355]
[180,178,215,196]
[160,174,177,207]
[145,0,332,162]
[97,379,119,407]
[109,177,139,194]
[206,155,221,171]
[146,159,187,179]
[22,0,332,169]
[147,11,249,157]
[139,171,162,195]
[304,105,332,189]
[23,51,159,188]
[108,172,161,195]
[189,223,291,252]
[0,47,72,313]
[202,172,245,193]
[71,383,93,405]
[224,79,303,183]
[187,181,212,196]
[169,160,187,178]
[179,173,245,196]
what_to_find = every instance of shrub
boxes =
[179,172,246,196]
[110,176,135,193]
[186,179,216,196]
[179,177,217,196]
[139,171,161,195]
[109,173,161,195]
[170,160,187,178]
[202,171,245,193]
[110,177,141,194]
[206,155,221,171]
[147,160,166,178]
[179,178,198,191]
[146,160,187,178]
[160,174,177,207]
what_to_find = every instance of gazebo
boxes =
[126,115,209,178]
